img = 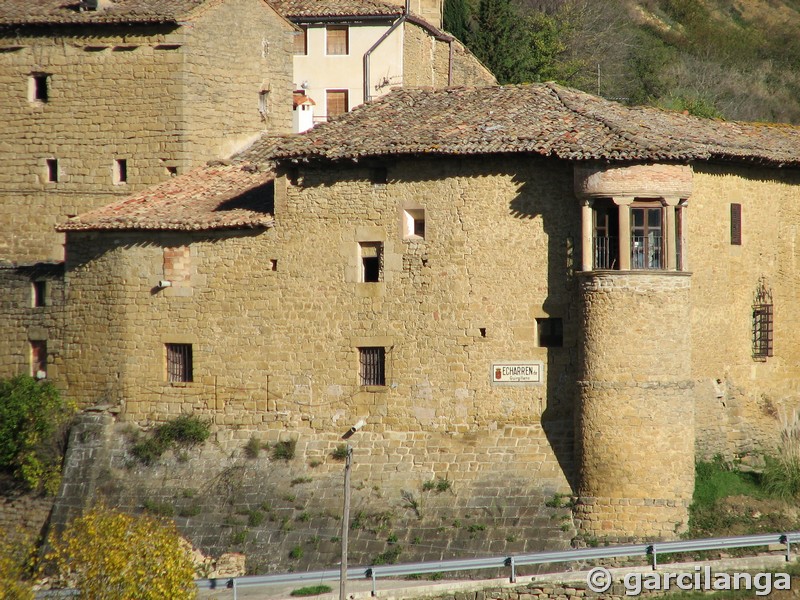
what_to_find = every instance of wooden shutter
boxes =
[293,27,307,55]
[731,203,742,245]
[326,26,348,55]
[326,90,348,119]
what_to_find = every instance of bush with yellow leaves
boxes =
[49,504,197,600]
[0,531,35,600]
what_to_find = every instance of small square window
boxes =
[536,318,563,347]
[326,26,348,55]
[403,209,425,240]
[31,340,47,379]
[29,73,49,102]
[46,159,58,183]
[359,242,383,282]
[166,343,193,382]
[113,159,127,184]
[326,89,348,119]
[32,281,47,307]
[359,347,385,386]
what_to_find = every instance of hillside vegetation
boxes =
[445,0,800,123]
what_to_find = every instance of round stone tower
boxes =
[573,163,695,540]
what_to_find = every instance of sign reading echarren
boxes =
[491,361,543,384]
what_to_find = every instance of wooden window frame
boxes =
[731,203,742,245]
[293,27,307,55]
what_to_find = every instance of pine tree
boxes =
[443,0,472,44]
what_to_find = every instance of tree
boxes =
[443,0,472,44]
[49,505,197,600]
[0,375,75,493]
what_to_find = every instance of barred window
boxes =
[166,343,193,382]
[752,279,773,360]
[359,347,385,386]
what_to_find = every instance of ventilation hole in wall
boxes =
[421,257,429,267]
[83,45,108,52]
[166,166,178,177]
[479,328,487,338]
[154,44,182,51]
[112,45,138,52]
[270,259,278,271]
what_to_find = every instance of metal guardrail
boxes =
[193,531,800,598]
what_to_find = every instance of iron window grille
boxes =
[166,343,193,382]
[359,347,385,386]
[752,279,773,360]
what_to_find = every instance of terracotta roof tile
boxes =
[57,164,275,232]
[0,0,208,26]
[268,0,402,19]
[268,83,800,166]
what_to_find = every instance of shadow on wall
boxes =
[509,161,580,492]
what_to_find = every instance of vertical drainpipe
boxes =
[448,39,453,86]
[363,0,408,104]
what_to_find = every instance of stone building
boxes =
[0,0,492,387]
[55,83,800,545]
[0,0,296,264]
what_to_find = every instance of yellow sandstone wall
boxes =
[689,165,800,460]
[63,155,579,500]
[402,22,495,88]
[0,0,293,264]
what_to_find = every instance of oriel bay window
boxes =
[585,196,685,271]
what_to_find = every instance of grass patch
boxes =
[291,476,312,486]
[272,439,297,461]
[289,546,303,560]
[244,436,261,459]
[422,477,451,493]
[372,545,402,565]
[331,444,348,461]
[142,499,174,517]
[290,585,332,597]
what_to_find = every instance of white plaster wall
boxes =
[293,22,404,119]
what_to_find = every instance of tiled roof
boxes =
[0,0,207,26]
[57,164,275,232]
[268,0,402,19]
[270,83,800,166]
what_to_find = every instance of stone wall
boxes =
[0,263,65,382]
[689,165,800,460]
[59,155,580,564]
[402,22,495,88]
[47,411,576,572]
[576,272,693,540]
[0,0,293,264]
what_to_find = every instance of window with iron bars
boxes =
[166,343,193,382]
[752,279,773,360]
[359,347,385,386]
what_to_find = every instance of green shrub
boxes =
[290,585,332,597]
[272,439,296,460]
[156,415,210,446]
[130,415,210,465]
[142,499,175,517]
[422,477,451,493]
[0,375,75,493]
[247,510,265,527]
[244,436,261,459]
[288,546,303,560]
[372,545,401,565]
[330,444,348,461]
